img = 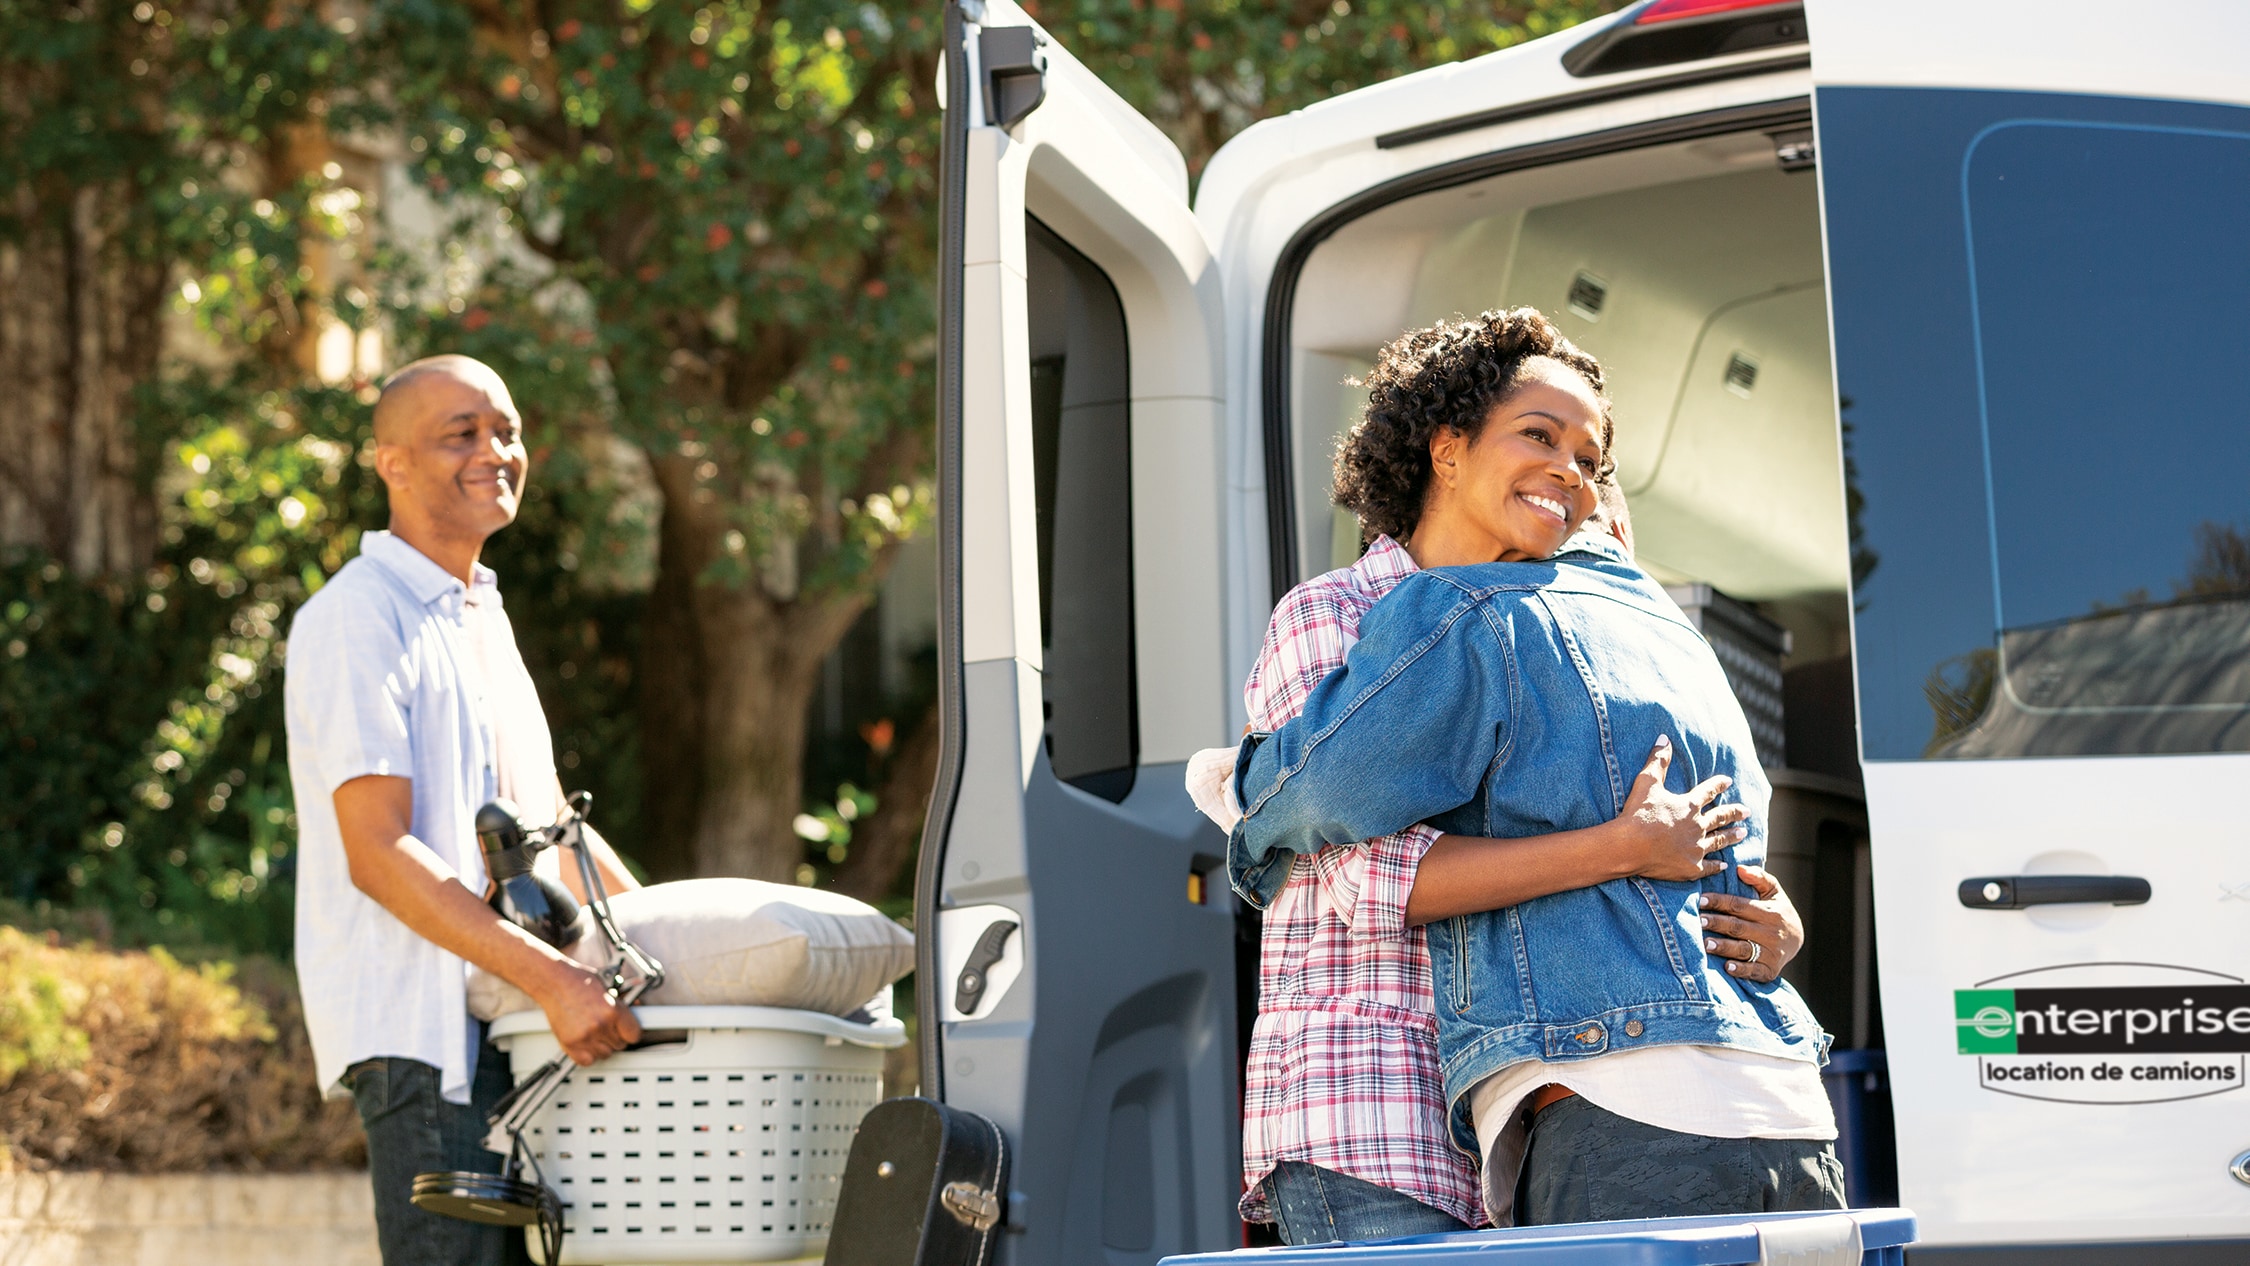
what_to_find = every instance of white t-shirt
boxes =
[1469,1044,1836,1224]
[285,531,559,1104]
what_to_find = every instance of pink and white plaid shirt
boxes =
[1236,534,1482,1227]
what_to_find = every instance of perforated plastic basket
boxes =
[489,1004,906,1264]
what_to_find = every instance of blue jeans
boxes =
[1261,1161,1473,1245]
[346,1034,532,1266]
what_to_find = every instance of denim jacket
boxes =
[1228,536,1827,1149]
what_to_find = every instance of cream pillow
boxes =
[467,878,914,1021]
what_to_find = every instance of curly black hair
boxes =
[1332,307,1611,545]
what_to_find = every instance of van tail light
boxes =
[1563,0,1805,77]
[1635,0,1796,24]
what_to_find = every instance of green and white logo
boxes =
[1956,989,2018,1054]
[1953,969,2250,1104]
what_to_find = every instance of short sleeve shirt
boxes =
[284,531,557,1104]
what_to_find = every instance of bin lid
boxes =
[488,1004,908,1050]
[1159,1209,1914,1265]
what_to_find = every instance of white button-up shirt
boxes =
[285,530,557,1103]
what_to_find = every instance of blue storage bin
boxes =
[1822,1049,1900,1208]
[1162,1208,1914,1266]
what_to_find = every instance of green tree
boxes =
[0,1,370,572]
[0,0,377,947]
[363,0,1622,889]
[369,1,944,882]
[2,0,1633,948]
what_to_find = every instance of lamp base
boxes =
[410,1170,557,1227]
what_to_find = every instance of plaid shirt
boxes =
[1237,535,1482,1227]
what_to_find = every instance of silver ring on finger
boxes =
[1747,941,1762,965]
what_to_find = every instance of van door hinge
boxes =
[941,1180,1002,1232]
[979,27,1047,129]
[1770,126,1815,172]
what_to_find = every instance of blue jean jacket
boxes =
[1229,536,1828,1150]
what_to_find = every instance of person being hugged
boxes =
[1206,308,1827,1238]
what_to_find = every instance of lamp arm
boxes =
[478,798,666,1153]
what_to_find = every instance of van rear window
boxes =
[1823,90,2250,760]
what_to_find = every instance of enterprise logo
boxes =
[1956,986,2250,1055]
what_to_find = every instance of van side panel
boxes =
[1823,84,2250,1250]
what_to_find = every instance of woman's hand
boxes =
[1699,864,1804,983]
[1607,736,1748,883]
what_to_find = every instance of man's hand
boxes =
[1699,864,1805,983]
[531,962,643,1066]
[1607,736,1748,882]
[334,774,642,1063]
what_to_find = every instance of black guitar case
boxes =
[824,1097,1009,1266]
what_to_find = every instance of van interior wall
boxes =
[1286,132,1879,1047]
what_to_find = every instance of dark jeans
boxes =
[346,1035,533,1266]
[1262,1160,1474,1244]
[1519,1095,1847,1226]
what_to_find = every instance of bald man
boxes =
[284,356,640,1266]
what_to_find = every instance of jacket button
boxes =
[1625,1020,1644,1038]
[1578,1023,1605,1045]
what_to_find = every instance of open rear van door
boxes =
[1809,2,2250,1256]
[925,2,1239,1261]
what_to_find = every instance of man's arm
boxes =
[335,775,639,1065]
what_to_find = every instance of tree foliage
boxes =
[0,0,373,951]
[3,0,1628,950]
[364,0,948,882]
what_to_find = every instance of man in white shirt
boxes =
[285,355,641,1266]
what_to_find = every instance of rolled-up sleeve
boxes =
[1309,823,1443,941]
[283,593,416,796]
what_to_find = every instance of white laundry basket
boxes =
[489,1005,906,1264]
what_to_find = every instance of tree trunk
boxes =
[0,183,166,575]
[633,462,713,882]
[689,583,830,884]
[637,452,879,883]
[831,701,941,905]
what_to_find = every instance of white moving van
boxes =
[919,3,2250,1261]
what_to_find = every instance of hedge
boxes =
[0,925,362,1172]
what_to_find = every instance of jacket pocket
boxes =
[1627,877,1702,999]
[1446,916,1473,1014]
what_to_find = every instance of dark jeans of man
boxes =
[346,1031,534,1266]
[1262,1160,1473,1244]
[1520,1095,1847,1226]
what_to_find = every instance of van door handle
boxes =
[953,919,1019,1016]
[1958,875,2151,909]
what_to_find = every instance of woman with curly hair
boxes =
[1195,307,1837,1240]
